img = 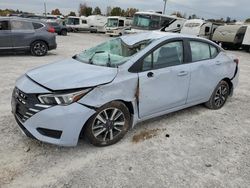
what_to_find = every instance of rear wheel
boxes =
[85,101,130,147]
[30,41,48,56]
[205,80,230,110]
[61,29,67,36]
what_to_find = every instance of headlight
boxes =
[38,89,91,105]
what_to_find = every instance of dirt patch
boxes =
[132,128,167,143]
[0,168,17,185]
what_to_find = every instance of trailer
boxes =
[212,25,248,50]
[181,19,221,40]
[106,16,132,36]
[242,26,250,51]
[87,15,107,33]
[66,16,90,32]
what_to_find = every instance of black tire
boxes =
[30,41,48,56]
[85,101,130,147]
[205,80,230,110]
[61,29,67,36]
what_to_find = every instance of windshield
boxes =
[133,14,168,30]
[133,14,151,29]
[107,18,118,27]
[74,38,150,67]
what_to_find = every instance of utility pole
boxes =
[44,1,47,16]
[163,0,168,15]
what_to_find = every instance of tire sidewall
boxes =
[61,30,67,36]
[209,81,230,110]
[85,101,130,147]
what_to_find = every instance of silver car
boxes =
[0,17,57,56]
[11,32,239,147]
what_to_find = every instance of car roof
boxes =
[0,16,45,23]
[121,31,207,47]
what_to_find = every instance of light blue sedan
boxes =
[11,31,239,147]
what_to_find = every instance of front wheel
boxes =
[85,101,130,147]
[30,41,48,56]
[205,80,230,110]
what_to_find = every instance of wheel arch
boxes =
[79,99,135,139]
[222,77,233,95]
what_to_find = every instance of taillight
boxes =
[47,26,55,33]
[234,58,239,65]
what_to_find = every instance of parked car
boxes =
[0,17,57,56]
[11,32,239,147]
[47,21,67,36]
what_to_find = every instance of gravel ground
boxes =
[0,33,250,188]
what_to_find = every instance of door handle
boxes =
[147,72,154,78]
[178,71,188,77]
[216,61,222,65]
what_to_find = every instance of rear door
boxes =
[0,20,12,49]
[138,40,191,118]
[187,40,227,103]
[10,20,35,48]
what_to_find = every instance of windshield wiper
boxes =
[89,51,105,64]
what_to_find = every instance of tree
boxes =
[79,3,92,16]
[110,7,122,16]
[93,6,101,15]
[171,11,185,18]
[245,18,250,23]
[125,8,138,17]
[51,8,61,15]
[68,11,76,16]
[226,17,231,23]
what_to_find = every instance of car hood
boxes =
[26,58,118,91]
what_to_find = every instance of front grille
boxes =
[12,87,49,123]
[106,30,114,33]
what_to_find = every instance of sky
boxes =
[0,0,249,20]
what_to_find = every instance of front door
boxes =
[138,41,190,118]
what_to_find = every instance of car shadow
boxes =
[0,51,57,57]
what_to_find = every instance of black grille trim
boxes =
[12,87,45,123]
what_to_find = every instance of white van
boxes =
[181,19,220,40]
[106,16,132,36]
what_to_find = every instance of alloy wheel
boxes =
[214,85,228,108]
[33,42,47,56]
[92,108,125,142]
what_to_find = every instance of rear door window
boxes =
[210,45,219,58]
[190,41,210,62]
[32,22,44,29]
[11,20,34,31]
[0,21,10,30]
